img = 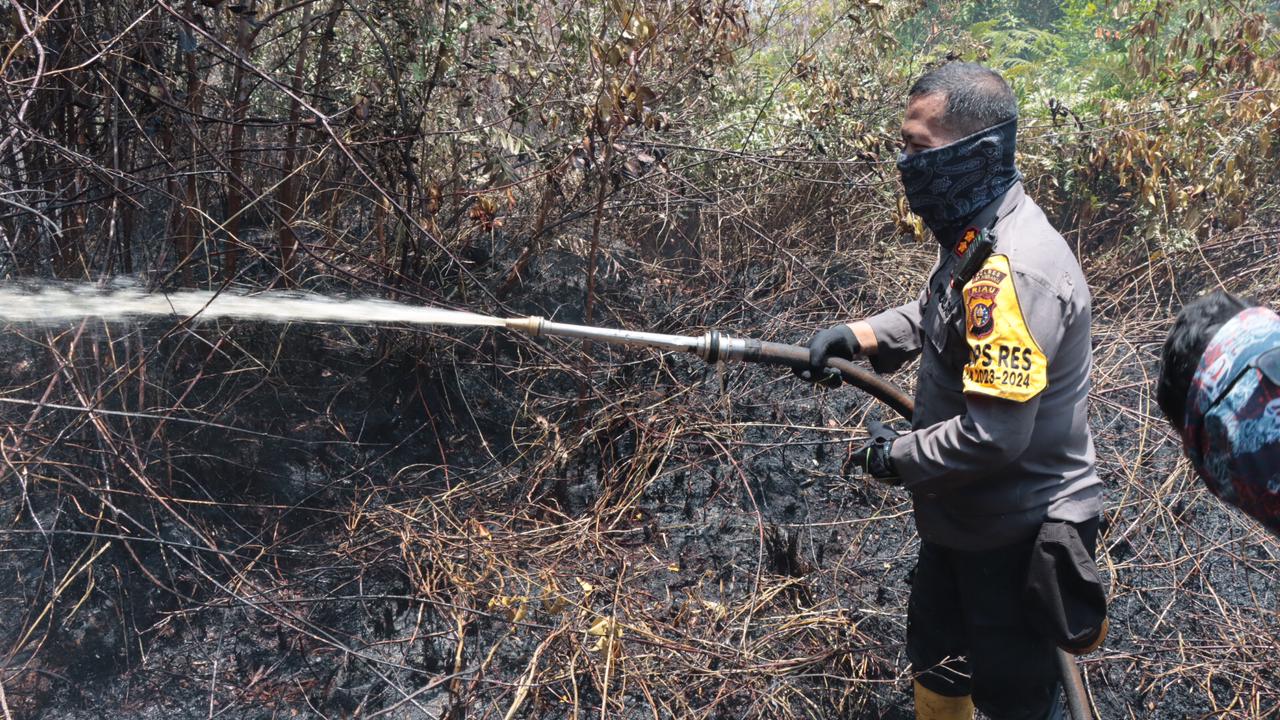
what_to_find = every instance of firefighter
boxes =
[803,62,1105,719]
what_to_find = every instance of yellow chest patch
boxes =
[960,254,1047,402]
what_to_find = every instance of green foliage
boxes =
[887,0,1280,252]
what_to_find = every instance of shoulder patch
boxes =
[961,254,1047,402]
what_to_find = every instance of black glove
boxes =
[848,419,901,484]
[793,323,860,384]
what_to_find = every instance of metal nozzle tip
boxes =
[504,316,544,336]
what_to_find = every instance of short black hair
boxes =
[909,62,1018,137]
[1157,291,1257,430]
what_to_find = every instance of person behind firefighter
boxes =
[801,62,1107,720]
[1157,290,1280,537]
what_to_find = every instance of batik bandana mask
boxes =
[897,116,1022,246]
[1182,307,1280,537]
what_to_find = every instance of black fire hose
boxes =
[503,316,916,417]
[505,315,1093,719]
[739,340,916,419]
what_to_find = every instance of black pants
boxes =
[907,519,1098,720]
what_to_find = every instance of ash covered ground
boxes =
[3,234,1279,719]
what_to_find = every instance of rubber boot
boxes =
[914,680,975,720]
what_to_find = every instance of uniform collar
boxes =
[937,181,1024,254]
[993,181,1025,223]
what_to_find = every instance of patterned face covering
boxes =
[1182,306,1280,536]
[897,116,1022,247]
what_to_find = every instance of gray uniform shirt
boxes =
[865,182,1102,551]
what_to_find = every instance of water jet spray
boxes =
[0,283,907,414]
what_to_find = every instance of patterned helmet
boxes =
[1182,306,1280,536]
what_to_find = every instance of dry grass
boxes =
[4,183,1280,719]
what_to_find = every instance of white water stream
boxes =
[0,283,504,328]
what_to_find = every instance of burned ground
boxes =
[4,2,1279,715]
[3,225,1278,720]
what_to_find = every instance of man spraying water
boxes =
[800,62,1106,720]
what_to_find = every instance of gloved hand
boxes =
[847,419,901,484]
[793,323,860,384]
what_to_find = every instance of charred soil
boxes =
[4,230,1280,719]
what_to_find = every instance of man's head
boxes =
[896,62,1021,244]
[1159,291,1280,538]
[1157,291,1256,431]
[900,62,1018,156]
